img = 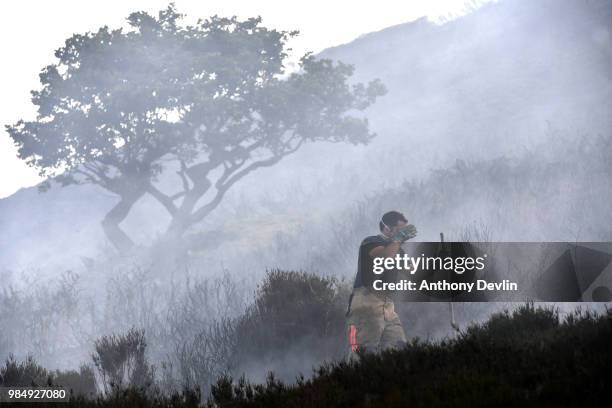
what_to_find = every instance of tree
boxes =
[6,5,386,252]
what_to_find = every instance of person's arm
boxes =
[368,224,417,259]
[369,242,402,259]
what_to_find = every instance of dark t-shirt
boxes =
[353,235,401,290]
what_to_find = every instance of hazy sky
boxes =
[0,0,489,198]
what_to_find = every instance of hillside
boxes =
[203,305,612,408]
[3,304,610,407]
[321,0,612,152]
[1,0,611,277]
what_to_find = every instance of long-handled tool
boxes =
[441,232,460,333]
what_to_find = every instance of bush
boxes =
[2,304,611,407]
[0,355,50,387]
[236,269,350,358]
[175,269,351,392]
[460,303,560,344]
[206,305,612,407]
[92,328,155,393]
[232,270,350,379]
[175,318,238,393]
[0,356,96,397]
[53,364,97,397]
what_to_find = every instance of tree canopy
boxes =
[6,5,386,252]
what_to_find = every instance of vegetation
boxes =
[5,5,385,253]
[1,270,350,396]
[269,129,612,280]
[2,304,610,407]
[92,328,155,393]
[2,1,611,406]
[0,355,96,397]
[173,270,349,392]
[205,304,612,407]
[234,269,349,365]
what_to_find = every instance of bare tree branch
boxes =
[170,191,187,201]
[189,145,299,225]
[177,160,191,193]
[72,169,103,186]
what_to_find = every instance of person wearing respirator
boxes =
[346,210,417,360]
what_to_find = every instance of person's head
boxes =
[379,211,408,237]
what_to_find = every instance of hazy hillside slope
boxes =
[1,0,611,276]
[322,0,612,156]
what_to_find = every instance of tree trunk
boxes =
[163,213,191,245]
[101,191,144,253]
[163,178,212,243]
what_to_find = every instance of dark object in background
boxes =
[536,249,582,301]
[536,244,612,301]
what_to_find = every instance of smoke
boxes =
[1,0,612,393]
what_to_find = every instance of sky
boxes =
[0,0,490,199]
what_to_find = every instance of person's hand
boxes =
[392,224,417,243]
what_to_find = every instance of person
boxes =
[346,210,417,359]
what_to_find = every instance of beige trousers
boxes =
[346,287,407,360]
